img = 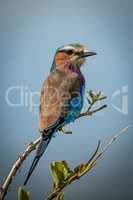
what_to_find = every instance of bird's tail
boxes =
[23,135,51,186]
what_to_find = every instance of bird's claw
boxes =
[59,127,72,134]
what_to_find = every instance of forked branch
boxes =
[45,126,130,200]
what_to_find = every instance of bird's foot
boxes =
[59,127,72,134]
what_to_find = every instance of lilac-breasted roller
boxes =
[24,43,96,185]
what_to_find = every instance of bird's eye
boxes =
[76,51,83,55]
[67,50,73,55]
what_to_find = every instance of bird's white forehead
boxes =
[59,45,75,51]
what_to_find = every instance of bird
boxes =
[24,43,96,185]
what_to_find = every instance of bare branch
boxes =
[0,137,41,200]
[77,104,107,119]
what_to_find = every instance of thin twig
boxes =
[45,125,130,200]
[77,104,107,119]
[100,125,130,155]
[0,137,41,200]
[77,91,107,119]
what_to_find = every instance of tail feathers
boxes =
[23,136,51,186]
[24,156,40,186]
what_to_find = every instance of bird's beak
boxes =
[82,49,97,58]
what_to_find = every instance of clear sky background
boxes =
[0,0,132,199]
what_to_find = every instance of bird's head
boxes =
[51,43,97,72]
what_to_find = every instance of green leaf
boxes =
[98,96,107,101]
[88,90,93,99]
[87,90,107,104]
[50,142,101,195]
[57,192,64,200]
[50,161,72,190]
[18,187,30,200]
